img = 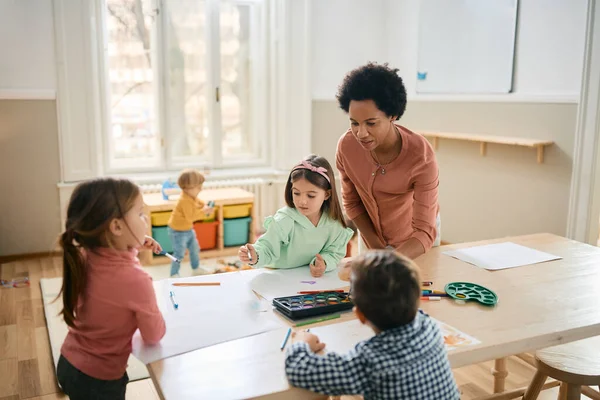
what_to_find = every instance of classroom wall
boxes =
[0,1,60,257]
[312,0,588,98]
[311,0,388,100]
[0,101,62,256]
[0,0,56,92]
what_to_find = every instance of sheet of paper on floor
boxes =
[249,266,349,301]
[442,242,561,271]
[132,272,280,364]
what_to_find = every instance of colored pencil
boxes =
[298,290,345,294]
[421,293,450,297]
[295,314,341,327]
[280,328,292,350]
[421,281,433,286]
[420,296,441,301]
[172,282,221,287]
[422,290,447,295]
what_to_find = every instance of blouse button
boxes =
[371,172,375,176]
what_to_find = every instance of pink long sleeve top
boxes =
[60,247,166,380]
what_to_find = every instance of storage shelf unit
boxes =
[140,188,256,266]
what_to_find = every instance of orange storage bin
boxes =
[193,220,219,250]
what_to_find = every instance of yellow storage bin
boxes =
[223,203,252,219]
[151,211,172,226]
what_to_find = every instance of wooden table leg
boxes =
[492,358,509,393]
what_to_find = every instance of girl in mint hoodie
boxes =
[238,154,354,277]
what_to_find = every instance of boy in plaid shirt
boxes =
[285,251,460,399]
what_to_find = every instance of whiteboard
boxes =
[416,0,518,94]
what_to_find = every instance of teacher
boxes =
[335,62,440,259]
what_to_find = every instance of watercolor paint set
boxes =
[272,291,353,320]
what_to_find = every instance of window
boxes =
[101,0,266,172]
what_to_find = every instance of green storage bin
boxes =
[223,217,251,247]
[152,226,173,254]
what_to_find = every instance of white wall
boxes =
[311,0,387,100]
[312,0,588,99]
[0,0,56,94]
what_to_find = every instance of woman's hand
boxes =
[337,257,352,281]
[292,331,326,353]
[310,254,326,277]
[143,236,162,254]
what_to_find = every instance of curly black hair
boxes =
[336,62,407,121]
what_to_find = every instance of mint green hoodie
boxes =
[252,207,354,271]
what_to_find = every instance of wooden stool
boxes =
[523,337,600,400]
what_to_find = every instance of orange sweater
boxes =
[336,125,439,251]
[168,192,206,231]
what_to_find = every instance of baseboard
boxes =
[0,250,62,264]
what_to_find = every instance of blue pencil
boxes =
[280,328,292,351]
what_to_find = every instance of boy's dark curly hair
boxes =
[350,250,420,331]
[336,62,407,120]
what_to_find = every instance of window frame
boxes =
[53,0,311,183]
[97,0,269,174]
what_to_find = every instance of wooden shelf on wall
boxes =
[419,131,554,164]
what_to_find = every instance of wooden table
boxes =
[147,233,600,399]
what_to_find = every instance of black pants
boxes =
[57,355,129,400]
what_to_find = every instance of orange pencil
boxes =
[420,296,441,301]
[172,282,221,287]
[298,290,345,294]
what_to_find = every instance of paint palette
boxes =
[444,282,498,306]
[272,292,354,320]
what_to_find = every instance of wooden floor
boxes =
[0,256,585,400]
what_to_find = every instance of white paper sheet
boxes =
[307,318,480,354]
[249,266,349,301]
[443,242,561,270]
[131,272,280,364]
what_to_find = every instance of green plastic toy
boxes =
[444,282,498,306]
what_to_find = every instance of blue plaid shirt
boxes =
[285,310,460,400]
